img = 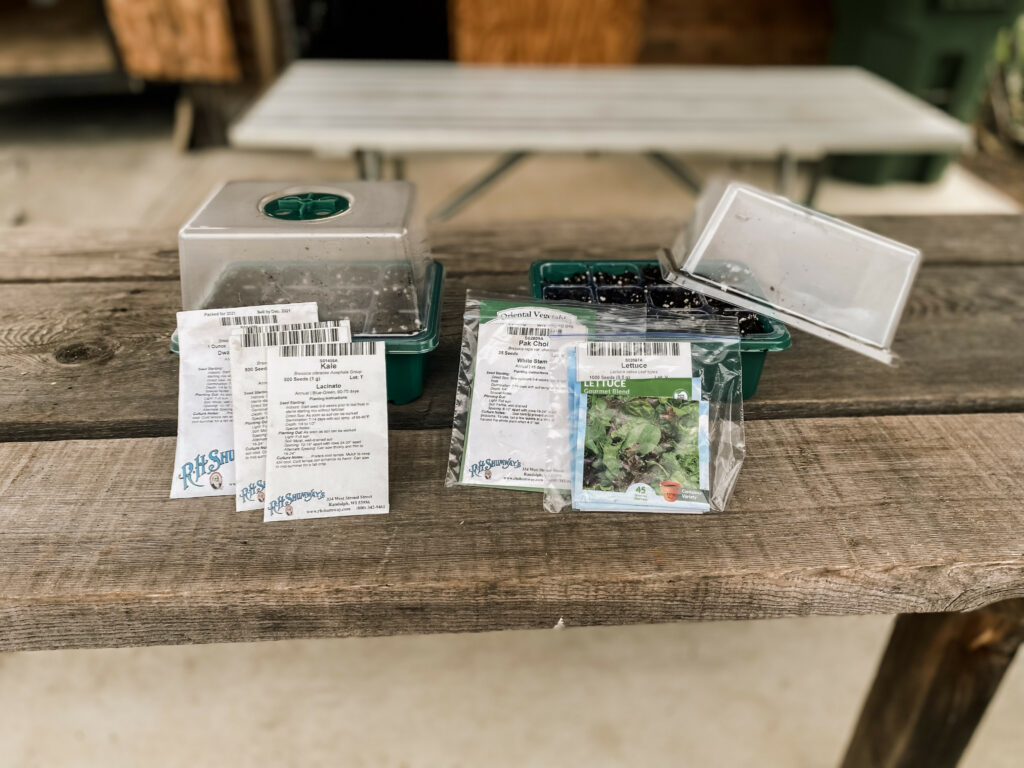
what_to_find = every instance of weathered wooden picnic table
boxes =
[0,216,1022,767]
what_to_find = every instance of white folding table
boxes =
[230,61,972,219]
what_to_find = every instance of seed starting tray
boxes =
[529,259,791,399]
[202,260,423,337]
[173,260,444,405]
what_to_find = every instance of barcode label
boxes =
[278,342,378,357]
[586,341,685,357]
[505,325,554,337]
[241,326,346,348]
[221,314,279,326]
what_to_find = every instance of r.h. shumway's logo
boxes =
[238,480,265,504]
[469,457,522,479]
[267,488,326,516]
[178,448,234,491]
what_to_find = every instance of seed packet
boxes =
[229,320,352,511]
[263,341,388,521]
[568,339,710,512]
[170,302,319,499]
[446,294,645,491]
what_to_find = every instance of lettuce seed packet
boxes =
[568,340,710,512]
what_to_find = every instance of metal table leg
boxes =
[647,152,702,194]
[355,149,384,181]
[775,150,796,197]
[804,156,830,208]
[428,151,529,222]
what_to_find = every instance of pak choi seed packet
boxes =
[170,302,319,499]
[569,339,710,512]
[448,295,645,492]
[229,320,352,511]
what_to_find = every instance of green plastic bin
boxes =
[830,0,1024,183]
[529,259,791,400]
[171,260,444,405]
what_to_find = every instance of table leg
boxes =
[428,151,529,222]
[647,152,702,195]
[804,156,830,208]
[775,151,796,197]
[392,155,406,181]
[355,149,384,180]
[841,599,1024,768]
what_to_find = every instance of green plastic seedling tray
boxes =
[171,261,444,405]
[529,259,790,399]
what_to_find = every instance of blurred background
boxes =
[2,1,1024,766]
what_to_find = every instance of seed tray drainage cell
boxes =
[542,285,594,303]
[593,268,641,286]
[597,286,646,304]
[647,286,704,310]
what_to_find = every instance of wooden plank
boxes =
[1,412,1022,651]
[0,228,179,282]
[0,261,1020,441]
[229,62,970,156]
[0,219,1020,440]
[841,600,1024,768]
[0,216,1020,284]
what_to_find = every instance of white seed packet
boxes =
[229,320,352,511]
[263,341,389,521]
[458,304,587,490]
[448,296,647,492]
[170,303,319,499]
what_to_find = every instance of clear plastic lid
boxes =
[659,181,921,364]
[179,181,431,335]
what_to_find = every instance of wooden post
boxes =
[841,599,1024,768]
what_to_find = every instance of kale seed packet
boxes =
[570,340,710,513]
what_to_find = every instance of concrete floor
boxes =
[1,95,1022,767]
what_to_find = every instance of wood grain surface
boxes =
[0,218,1020,440]
[1,412,1023,651]
[0,217,1021,651]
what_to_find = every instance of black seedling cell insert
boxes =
[723,310,766,336]
[558,272,589,285]
[647,287,704,310]
[593,270,641,287]
[640,265,664,284]
[543,285,593,303]
[596,287,646,305]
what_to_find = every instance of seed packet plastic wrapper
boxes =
[229,320,352,511]
[446,293,646,492]
[659,180,920,365]
[544,314,744,514]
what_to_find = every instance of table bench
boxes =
[229,62,972,217]
[0,216,1022,767]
